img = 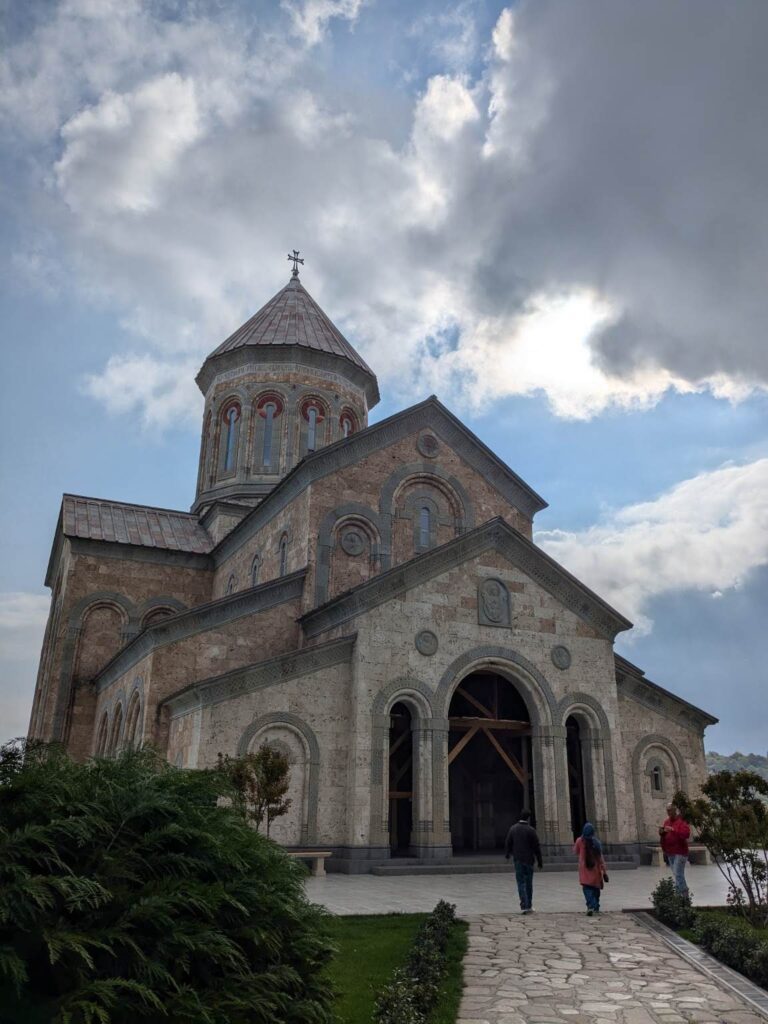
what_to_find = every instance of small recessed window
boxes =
[251,554,261,587]
[226,574,237,595]
[279,537,288,577]
[652,765,663,792]
[419,507,431,549]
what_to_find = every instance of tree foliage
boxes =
[0,740,334,1024]
[217,745,291,836]
[676,771,768,926]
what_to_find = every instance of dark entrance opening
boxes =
[388,701,413,855]
[448,672,533,851]
[566,715,587,838]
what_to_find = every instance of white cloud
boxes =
[536,459,768,634]
[82,354,202,428]
[4,0,768,426]
[55,73,201,214]
[282,0,366,47]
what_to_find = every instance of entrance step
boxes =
[371,856,639,876]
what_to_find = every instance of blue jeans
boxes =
[514,860,534,910]
[582,884,601,911]
[669,853,689,894]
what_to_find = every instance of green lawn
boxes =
[325,913,468,1024]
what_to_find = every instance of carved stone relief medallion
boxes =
[415,629,438,656]
[478,578,511,627]
[416,431,440,458]
[340,528,365,556]
[551,644,572,670]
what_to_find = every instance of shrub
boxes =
[651,877,695,929]
[0,741,334,1024]
[691,913,768,989]
[373,901,457,1024]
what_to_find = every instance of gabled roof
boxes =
[299,516,633,642]
[212,395,549,564]
[61,494,213,554]
[45,494,214,585]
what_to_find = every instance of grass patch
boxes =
[325,913,468,1024]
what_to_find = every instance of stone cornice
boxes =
[162,634,356,719]
[300,517,632,641]
[212,396,548,565]
[615,655,718,733]
[94,569,307,691]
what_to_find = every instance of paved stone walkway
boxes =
[458,913,764,1024]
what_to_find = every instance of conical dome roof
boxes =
[208,275,376,376]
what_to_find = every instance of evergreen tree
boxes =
[0,741,334,1024]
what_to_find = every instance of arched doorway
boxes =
[388,702,413,855]
[566,715,588,838]
[448,672,533,851]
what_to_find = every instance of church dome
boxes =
[192,262,379,515]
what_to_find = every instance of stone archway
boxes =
[448,671,533,851]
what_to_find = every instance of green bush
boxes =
[651,877,695,929]
[0,742,334,1024]
[691,913,768,989]
[373,901,457,1024]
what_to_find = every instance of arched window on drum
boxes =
[219,401,241,477]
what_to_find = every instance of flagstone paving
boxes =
[458,913,764,1024]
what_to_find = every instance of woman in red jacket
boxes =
[573,822,608,915]
[659,803,691,895]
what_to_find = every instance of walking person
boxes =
[659,803,691,895]
[574,822,608,915]
[504,810,543,914]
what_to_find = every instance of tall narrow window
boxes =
[419,506,431,549]
[223,405,240,472]
[263,402,276,466]
[307,407,317,451]
[251,554,261,587]
[340,411,356,438]
[226,574,237,595]
[652,765,662,792]
[279,536,288,576]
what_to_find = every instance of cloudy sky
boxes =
[1,0,767,753]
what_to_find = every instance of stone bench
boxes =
[645,844,711,867]
[287,850,332,877]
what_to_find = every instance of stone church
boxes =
[29,261,717,872]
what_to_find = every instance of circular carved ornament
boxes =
[417,431,440,458]
[415,630,438,656]
[340,529,365,556]
[551,645,572,670]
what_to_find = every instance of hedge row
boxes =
[651,878,768,989]
[373,900,457,1024]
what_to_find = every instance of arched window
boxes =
[279,536,288,577]
[419,507,431,550]
[125,691,142,749]
[222,403,240,473]
[95,712,109,756]
[226,574,237,595]
[263,402,276,466]
[340,410,357,438]
[251,554,262,587]
[300,398,326,455]
[109,703,124,756]
[652,765,663,792]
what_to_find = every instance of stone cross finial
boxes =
[287,249,304,277]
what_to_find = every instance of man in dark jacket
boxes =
[504,810,543,913]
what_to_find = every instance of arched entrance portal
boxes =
[448,672,533,851]
[388,702,413,854]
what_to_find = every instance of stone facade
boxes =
[28,270,717,871]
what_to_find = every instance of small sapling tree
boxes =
[217,744,292,837]
[676,771,768,926]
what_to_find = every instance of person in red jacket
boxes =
[573,822,608,915]
[659,803,691,894]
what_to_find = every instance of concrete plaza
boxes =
[305,863,730,917]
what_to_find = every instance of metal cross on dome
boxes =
[287,249,304,277]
